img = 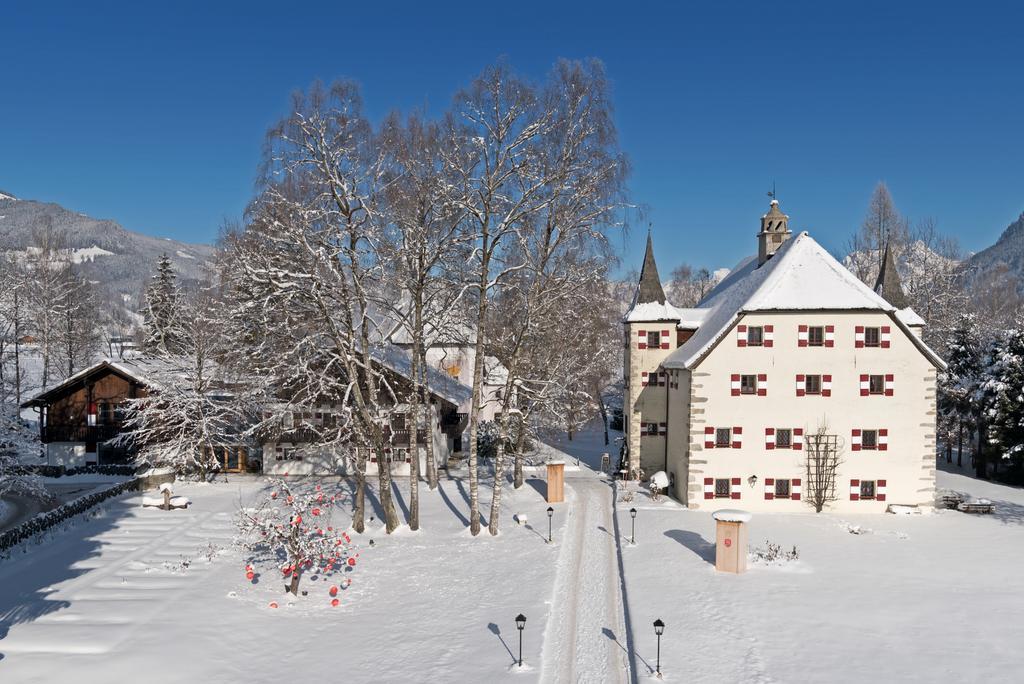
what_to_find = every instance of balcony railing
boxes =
[41,424,123,443]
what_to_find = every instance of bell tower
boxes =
[757,198,791,266]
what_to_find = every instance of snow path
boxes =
[541,467,630,683]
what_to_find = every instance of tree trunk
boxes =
[513,413,528,489]
[467,266,489,536]
[957,423,964,468]
[408,342,421,532]
[594,385,609,446]
[373,440,401,532]
[352,455,366,534]
[488,415,509,535]
[975,422,987,479]
[288,568,302,595]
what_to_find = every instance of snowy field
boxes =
[2,426,1024,682]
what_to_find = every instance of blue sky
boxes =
[2,0,1022,275]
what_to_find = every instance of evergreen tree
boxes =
[983,325,1024,477]
[142,254,181,354]
[938,313,981,467]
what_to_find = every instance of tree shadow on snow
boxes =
[0,493,137,659]
[990,499,1024,526]
[389,480,411,522]
[487,622,517,665]
[453,478,488,529]
[603,627,653,675]
[664,529,716,564]
[436,481,470,527]
[525,477,547,500]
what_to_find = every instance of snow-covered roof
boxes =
[662,232,944,369]
[623,301,711,326]
[895,307,926,327]
[371,345,473,407]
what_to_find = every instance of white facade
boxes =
[624,202,942,513]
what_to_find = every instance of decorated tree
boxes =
[238,479,359,598]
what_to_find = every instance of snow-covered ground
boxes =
[2,425,1024,682]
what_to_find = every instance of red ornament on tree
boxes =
[331,598,339,607]
[329,586,338,597]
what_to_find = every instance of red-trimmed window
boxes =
[849,479,887,501]
[855,325,892,349]
[737,324,774,348]
[795,374,830,397]
[851,428,887,451]
[732,373,767,396]
[799,324,834,347]
[706,427,742,448]
[765,427,804,450]
[860,374,894,396]
[715,478,732,498]
[764,478,802,500]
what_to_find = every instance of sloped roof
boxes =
[662,232,943,369]
[624,234,675,322]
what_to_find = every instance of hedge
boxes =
[19,464,139,478]
[0,478,141,553]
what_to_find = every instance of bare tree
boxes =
[803,422,844,513]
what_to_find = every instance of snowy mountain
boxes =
[0,190,215,315]
[843,239,961,288]
[961,212,1024,291]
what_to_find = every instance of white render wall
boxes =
[663,311,936,513]
[45,442,88,468]
[623,320,682,478]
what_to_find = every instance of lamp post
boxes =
[630,507,637,544]
[546,506,554,543]
[653,618,665,677]
[515,613,526,667]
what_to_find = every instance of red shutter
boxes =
[730,477,741,499]
[850,479,860,501]
[825,324,835,348]
[798,324,808,347]
[757,373,767,396]
[637,330,647,350]
[855,325,865,348]
[764,477,774,500]
[737,324,747,348]
[793,428,803,450]
[851,428,862,451]
[885,373,894,396]
[791,477,802,500]
[764,324,774,347]
[878,428,888,451]
[765,427,775,450]
[877,479,887,502]
[732,426,742,449]
[860,373,870,396]
[796,374,805,397]
[731,373,741,396]
[661,329,671,349]
[704,426,715,449]
[822,374,832,397]
[704,477,714,499]
[881,325,891,348]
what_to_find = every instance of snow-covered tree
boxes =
[448,59,627,536]
[226,80,403,533]
[54,271,103,380]
[142,254,182,354]
[238,479,358,596]
[938,313,981,467]
[981,324,1024,477]
[0,405,45,497]
[119,293,248,480]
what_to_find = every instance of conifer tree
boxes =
[984,325,1024,476]
[938,313,981,467]
[142,255,182,354]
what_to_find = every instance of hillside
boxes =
[962,212,1024,290]
[0,190,215,314]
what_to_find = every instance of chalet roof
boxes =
[873,239,911,309]
[20,358,158,408]
[661,231,944,370]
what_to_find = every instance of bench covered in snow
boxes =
[142,483,191,510]
[958,499,994,514]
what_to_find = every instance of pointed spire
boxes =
[873,239,909,309]
[636,231,667,305]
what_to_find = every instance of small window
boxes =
[716,428,732,447]
[869,375,885,394]
[647,422,659,436]
[747,326,763,346]
[714,478,731,498]
[805,374,822,394]
[740,375,758,395]
[861,429,878,449]
[775,428,792,448]
[860,480,876,499]
[865,327,881,347]
[276,447,301,462]
[775,479,791,497]
[647,331,661,349]
[392,414,407,431]
[808,326,824,347]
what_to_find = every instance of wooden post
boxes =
[546,461,565,504]
[712,510,751,574]
[162,488,171,511]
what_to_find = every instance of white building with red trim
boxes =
[623,199,942,512]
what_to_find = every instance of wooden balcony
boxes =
[41,424,123,443]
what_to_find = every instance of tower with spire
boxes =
[873,239,910,309]
[621,231,687,481]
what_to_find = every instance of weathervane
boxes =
[767,181,777,201]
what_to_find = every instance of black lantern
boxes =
[629,507,637,544]
[653,619,665,675]
[515,613,527,667]
[546,506,554,543]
